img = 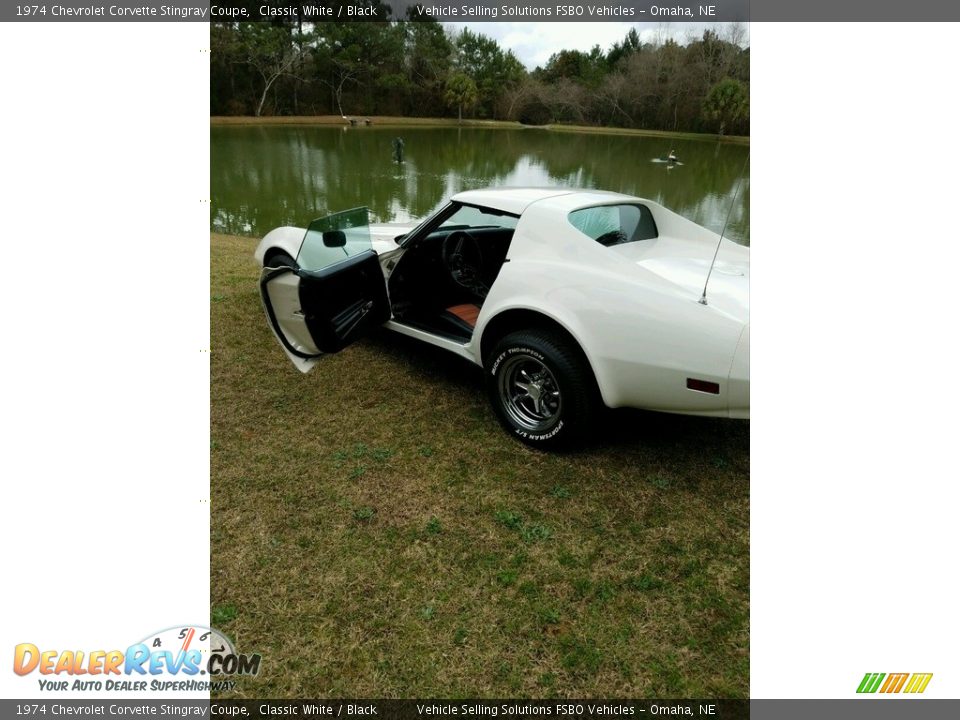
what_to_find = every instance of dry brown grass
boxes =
[211,232,749,698]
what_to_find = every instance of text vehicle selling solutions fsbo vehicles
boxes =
[256,187,749,448]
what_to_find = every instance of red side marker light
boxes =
[687,378,720,394]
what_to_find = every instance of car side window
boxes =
[298,207,372,271]
[568,204,658,247]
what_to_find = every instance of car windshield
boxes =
[568,204,658,247]
[440,204,518,231]
[297,207,372,271]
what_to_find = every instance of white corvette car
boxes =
[256,188,749,448]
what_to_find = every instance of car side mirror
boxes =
[322,230,347,248]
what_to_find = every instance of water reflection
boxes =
[211,126,749,245]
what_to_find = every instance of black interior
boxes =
[300,250,391,353]
[388,226,513,341]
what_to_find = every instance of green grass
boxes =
[544,122,750,144]
[209,115,749,143]
[210,115,524,129]
[210,233,749,698]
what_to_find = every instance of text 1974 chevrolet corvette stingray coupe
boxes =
[256,188,748,448]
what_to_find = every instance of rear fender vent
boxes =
[686,378,720,395]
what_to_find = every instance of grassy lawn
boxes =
[543,123,750,145]
[210,115,749,144]
[210,115,524,129]
[211,232,749,698]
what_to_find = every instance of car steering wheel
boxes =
[441,230,489,299]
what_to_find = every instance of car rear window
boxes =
[568,204,658,246]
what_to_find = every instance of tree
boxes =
[538,48,607,87]
[234,24,311,117]
[454,29,524,118]
[403,15,454,115]
[606,27,641,69]
[444,73,478,122]
[209,20,749,135]
[702,78,749,135]
[501,78,550,124]
[596,73,636,126]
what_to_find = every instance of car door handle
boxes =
[331,299,374,340]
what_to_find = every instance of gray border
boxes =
[2,700,959,718]
[3,0,959,22]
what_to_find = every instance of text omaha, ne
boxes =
[414,4,714,18]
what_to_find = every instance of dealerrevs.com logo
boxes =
[857,672,933,694]
[13,625,261,693]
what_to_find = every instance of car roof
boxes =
[451,187,639,215]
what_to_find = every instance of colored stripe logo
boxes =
[904,673,934,693]
[857,672,932,694]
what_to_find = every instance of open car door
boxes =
[260,208,390,373]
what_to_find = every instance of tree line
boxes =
[211,14,749,135]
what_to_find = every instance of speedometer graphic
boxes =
[137,625,238,676]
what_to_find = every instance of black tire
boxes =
[264,251,296,268]
[486,329,599,449]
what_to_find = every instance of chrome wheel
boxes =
[497,355,562,433]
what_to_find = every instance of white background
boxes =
[0,21,957,700]
[751,23,960,698]
[0,24,210,699]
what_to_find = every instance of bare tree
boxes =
[596,73,635,126]
[320,62,359,118]
[546,79,589,123]
[235,25,312,117]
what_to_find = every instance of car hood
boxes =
[611,236,749,324]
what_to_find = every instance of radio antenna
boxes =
[700,151,749,306]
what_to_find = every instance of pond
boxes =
[211,125,750,245]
